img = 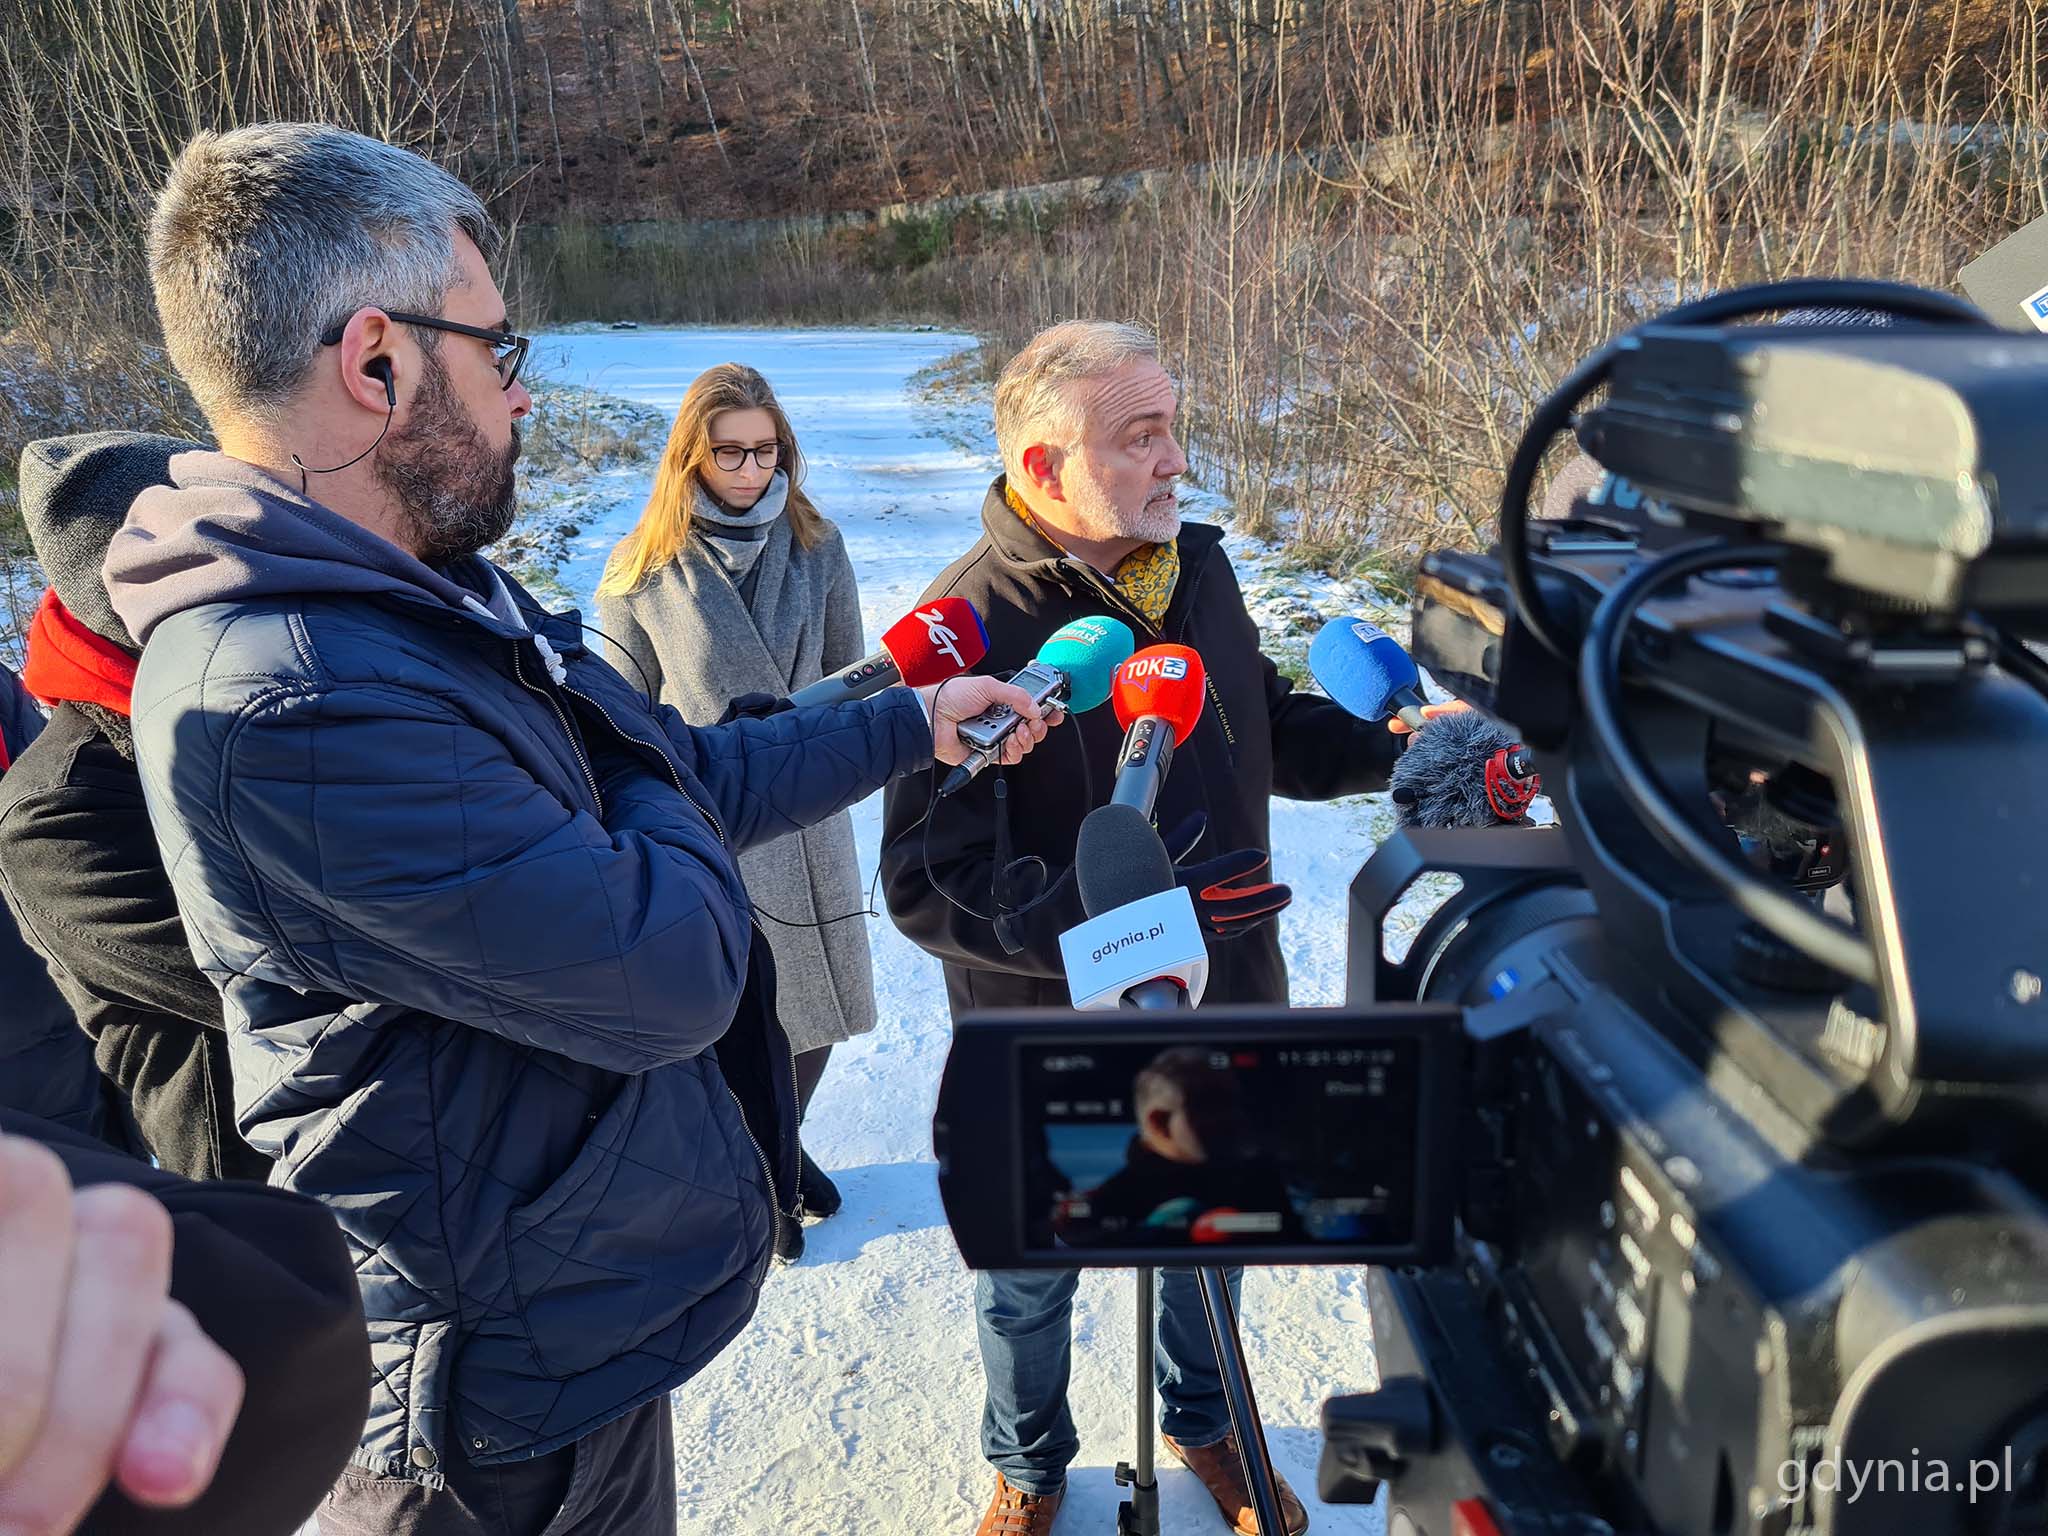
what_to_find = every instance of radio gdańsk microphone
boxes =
[937,615,1134,797]
[787,595,989,707]
[1108,644,1206,820]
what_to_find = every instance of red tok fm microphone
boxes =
[786,596,989,707]
[1109,644,1206,820]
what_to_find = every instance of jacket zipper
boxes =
[513,646,603,817]
[726,1083,783,1274]
[551,673,796,1246]
[559,680,728,848]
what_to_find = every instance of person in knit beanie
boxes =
[0,431,271,1181]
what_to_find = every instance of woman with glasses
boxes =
[596,363,874,1264]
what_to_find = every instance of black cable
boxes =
[915,670,1092,927]
[1578,537,1879,987]
[291,374,397,494]
[1997,633,2048,707]
[753,682,998,932]
[575,616,660,704]
[1500,277,1995,665]
[918,673,1009,924]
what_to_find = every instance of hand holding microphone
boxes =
[937,615,1134,795]
[1387,704,1469,736]
[926,674,1061,768]
[1309,617,1539,826]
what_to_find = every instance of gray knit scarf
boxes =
[694,471,790,587]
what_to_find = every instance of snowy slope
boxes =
[530,328,1394,1536]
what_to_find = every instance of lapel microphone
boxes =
[292,358,397,494]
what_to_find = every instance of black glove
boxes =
[1176,846,1292,941]
[717,690,795,724]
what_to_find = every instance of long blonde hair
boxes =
[598,363,826,598]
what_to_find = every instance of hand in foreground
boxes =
[0,1134,244,1535]
[921,675,1068,767]
[1389,701,1471,736]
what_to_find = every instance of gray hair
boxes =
[993,320,1160,478]
[148,123,500,425]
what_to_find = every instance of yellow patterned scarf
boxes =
[1004,484,1180,629]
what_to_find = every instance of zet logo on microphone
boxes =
[915,606,964,667]
[1349,621,1392,646]
[2024,278,2048,334]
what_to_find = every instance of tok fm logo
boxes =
[1120,654,1189,693]
[915,606,964,667]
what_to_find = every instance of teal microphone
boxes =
[938,615,1135,796]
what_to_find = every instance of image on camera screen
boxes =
[1018,1040,1420,1253]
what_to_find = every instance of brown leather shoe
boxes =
[1164,1432,1310,1535]
[975,1473,1064,1535]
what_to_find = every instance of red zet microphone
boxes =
[786,596,989,707]
[1109,644,1206,820]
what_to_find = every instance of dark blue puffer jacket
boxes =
[103,452,931,1485]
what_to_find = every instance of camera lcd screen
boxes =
[1017,1039,1422,1255]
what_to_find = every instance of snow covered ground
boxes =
[526,327,1398,1535]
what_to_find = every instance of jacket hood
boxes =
[103,451,523,648]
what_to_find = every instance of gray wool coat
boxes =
[597,516,878,1053]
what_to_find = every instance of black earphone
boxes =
[292,356,398,492]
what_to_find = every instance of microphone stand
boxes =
[1117,1267,1159,1535]
[1111,982,1287,1536]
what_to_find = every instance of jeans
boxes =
[975,1266,1244,1496]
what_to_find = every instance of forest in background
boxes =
[1,0,2042,579]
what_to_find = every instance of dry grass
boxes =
[1,0,2040,623]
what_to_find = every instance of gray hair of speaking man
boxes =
[991,319,1164,483]
[146,122,498,431]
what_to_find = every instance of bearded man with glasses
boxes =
[90,123,1059,1536]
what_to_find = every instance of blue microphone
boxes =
[1307,618,1430,731]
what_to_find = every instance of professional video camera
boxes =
[935,279,2048,1536]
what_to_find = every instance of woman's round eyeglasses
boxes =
[709,443,782,472]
